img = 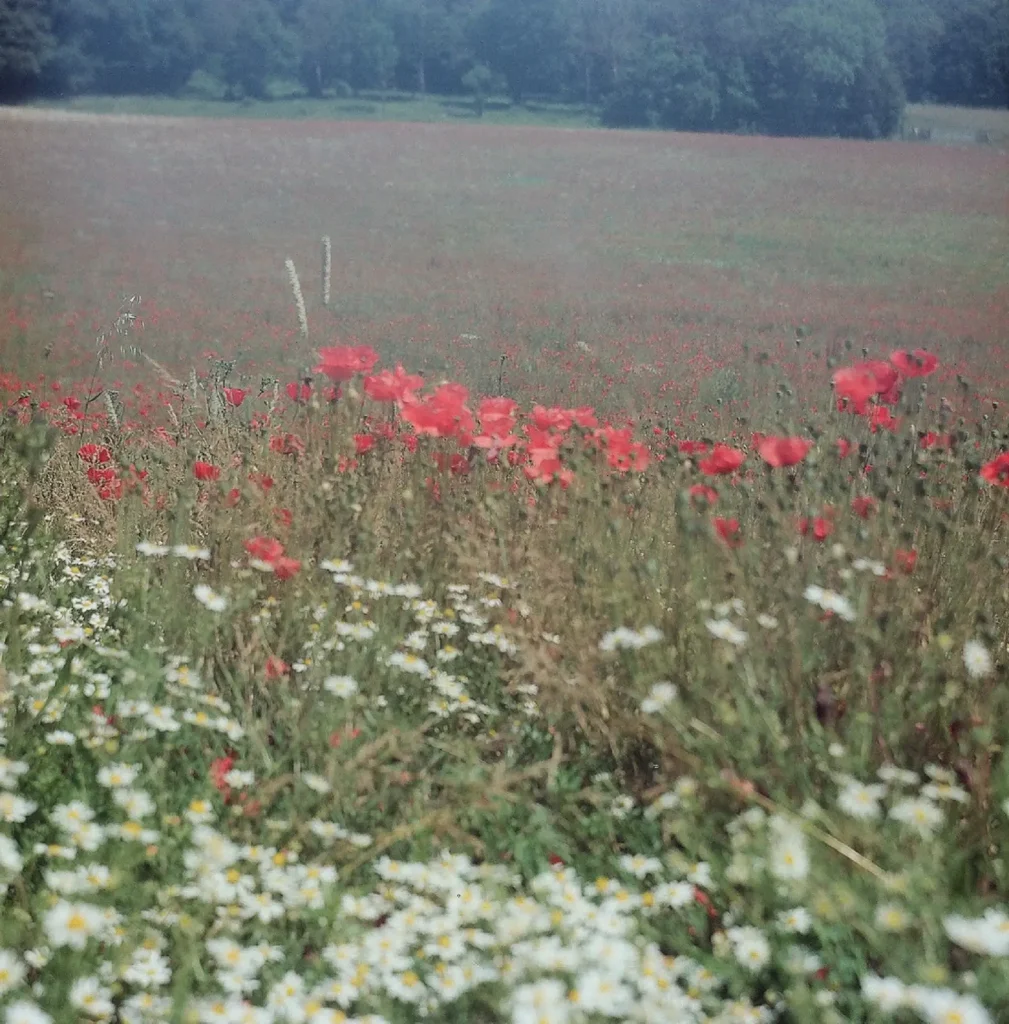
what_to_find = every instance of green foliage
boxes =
[749,0,905,139]
[929,0,1009,108]
[0,0,54,96]
[0,0,1003,135]
[208,0,297,100]
[461,62,502,117]
[602,37,722,131]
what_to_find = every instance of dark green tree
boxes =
[205,0,296,100]
[929,0,1009,108]
[748,0,904,138]
[296,0,398,96]
[879,0,945,102]
[601,36,721,130]
[471,0,568,103]
[0,0,54,97]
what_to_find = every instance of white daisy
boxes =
[963,639,993,678]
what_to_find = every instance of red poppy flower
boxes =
[286,381,311,403]
[314,345,380,382]
[78,443,112,464]
[678,439,709,455]
[269,433,305,455]
[264,656,289,680]
[271,556,301,581]
[223,387,247,407]
[531,405,574,432]
[862,360,902,404]
[399,383,475,439]
[193,461,220,482]
[245,536,284,564]
[699,444,745,475]
[894,548,918,573]
[364,364,424,403]
[689,483,718,505]
[851,496,877,518]
[757,436,812,468]
[980,452,1009,486]
[868,406,899,433]
[595,425,650,472]
[836,438,855,458]
[833,360,902,413]
[713,517,743,546]
[890,349,938,377]
[354,433,376,454]
[571,406,598,429]
[210,755,235,797]
[798,515,833,541]
[87,466,116,486]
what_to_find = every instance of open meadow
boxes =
[0,110,1008,1023]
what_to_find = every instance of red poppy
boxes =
[798,515,833,541]
[868,406,899,433]
[193,461,220,482]
[832,366,877,412]
[97,479,123,501]
[980,452,1009,486]
[595,425,650,472]
[860,360,902,404]
[314,345,380,382]
[78,443,112,464]
[531,405,573,432]
[851,496,877,518]
[354,433,376,454]
[571,406,598,429]
[400,383,475,439]
[699,444,745,475]
[245,536,284,564]
[713,517,743,546]
[836,438,855,458]
[270,433,305,456]
[223,387,247,407]
[264,656,289,680]
[225,488,241,508]
[890,349,938,377]
[894,548,918,573]
[757,436,812,468]
[271,556,302,581]
[210,755,235,797]
[833,360,902,413]
[86,466,115,486]
[364,364,424,403]
[678,439,709,455]
[286,381,311,403]
[689,483,718,505]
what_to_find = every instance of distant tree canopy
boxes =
[1,0,1006,137]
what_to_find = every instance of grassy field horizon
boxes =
[6,89,1009,146]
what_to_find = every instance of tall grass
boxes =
[0,333,1007,1022]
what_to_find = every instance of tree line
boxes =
[1,0,1006,139]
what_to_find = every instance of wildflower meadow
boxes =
[0,111,1007,1024]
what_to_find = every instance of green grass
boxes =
[24,89,600,129]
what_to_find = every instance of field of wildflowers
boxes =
[0,112,1008,1023]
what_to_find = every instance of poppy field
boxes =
[1,110,1009,1023]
